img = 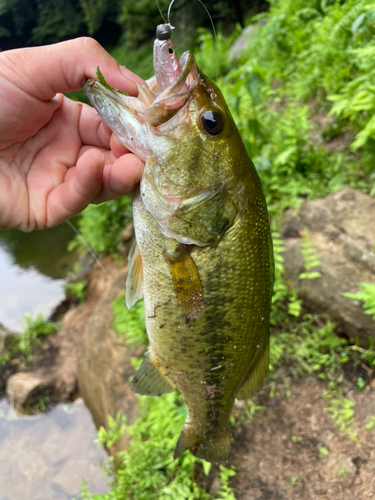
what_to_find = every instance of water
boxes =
[0,223,79,332]
[0,398,110,500]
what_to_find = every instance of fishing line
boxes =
[167,0,218,81]
[65,219,109,277]
[155,0,167,23]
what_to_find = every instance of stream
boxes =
[0,223,111,499]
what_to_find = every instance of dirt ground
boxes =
[231,377,375,500]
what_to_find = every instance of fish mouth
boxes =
[82,50,198,132]
[144,50,198,127]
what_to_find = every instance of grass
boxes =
[0,314,57,366]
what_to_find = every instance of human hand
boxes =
[0,37,144,231]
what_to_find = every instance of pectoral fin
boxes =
[126,241,144,309]
[131,352,174,396]
[236,342,269,400]
[164,243,204,319]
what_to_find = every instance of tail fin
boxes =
[174,424,230,464]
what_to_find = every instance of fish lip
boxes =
[81,51,199,132]
[82,79,127,105]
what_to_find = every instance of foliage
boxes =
[0,313,57,366]
[343,282,375,320]
[112,294,148,348]
[96,412,128,449]
[365,416,375,430]
[30,0,84,44]
[298,230,322,281]
[269,314,375,379]
[194,26,242,81]
[216,466,237,500]
[193,1,374,225]
[77,392,237,500]
[64,279,88,303]
[117,0,170,48]
[68,196,132,256]
[323,389,358,441]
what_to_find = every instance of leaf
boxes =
[96,66,128,95]
[351,12,366,34]
[201,459,212,476]
[299,271,322,280]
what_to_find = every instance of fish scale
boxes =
[82,26,274,463]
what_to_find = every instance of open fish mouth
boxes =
[82,49,199,154]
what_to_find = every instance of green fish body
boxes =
[83,33,274,463]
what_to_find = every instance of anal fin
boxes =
[126,241,143,309]
[130,352,174,396]
[164,243,204,320]
[236,341,269,400]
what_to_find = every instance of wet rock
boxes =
[6,372,43,410]
[77,266,140,454]
[281,189,375,343]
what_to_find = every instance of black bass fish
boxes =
[83,25,274,463]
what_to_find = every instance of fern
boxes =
[343,282,375,320]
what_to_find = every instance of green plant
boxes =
[215,466,237,500]
[96,412,128,449]
[338,467,346,479]
[0,314,57,366]
[77,393,210,500]
[317,443,330,456]
[68,196,132,256]
[290,475,299,485]
[365,416,375,430]
[112,294,147,348]
[299,231,322,280]
[343,283,375,320]
[323,390,358,441]
[64,279,88,303]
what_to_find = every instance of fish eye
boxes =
[200,110,224,136]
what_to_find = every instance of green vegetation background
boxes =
[2,0,375,498]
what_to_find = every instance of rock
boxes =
[77,266,140,455]
[281,189,375,343]
[0,324,18,353]
[229,21,268,62]
[6,372,43,410]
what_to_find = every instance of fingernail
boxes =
[97,153,105,176]
[120,65,145,85]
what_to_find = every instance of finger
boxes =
[1,37,145,102]
[78,103,112,149]
[110,133,130,158]
[91,153,144,204]
[46,148,104,227]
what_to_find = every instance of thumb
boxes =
[0,37,145,102]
